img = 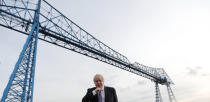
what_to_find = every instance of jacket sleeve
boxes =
[82,89,95,102]
[113,88,118,102]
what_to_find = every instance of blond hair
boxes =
[93,74,104,82]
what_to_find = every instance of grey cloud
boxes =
[186,66,203,76]
[137,80,147,85]
[106,74,120,85]
[186,66,209,77]
[195,66,203,69]
[107,74,119,81]
[127,98,141,102]
[119,81,148,92]
[127,95,152,102]
[186,67,198,76]
[140,95,152,100]
[118,86,131,92]
[201,73,210,77]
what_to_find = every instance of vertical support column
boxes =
[0,0,2,14]
[155,82,163,102]
[0,0,41,102]
[166,83,177,102]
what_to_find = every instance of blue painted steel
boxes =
[29,0,41,101]
[155,82,163,102]
[166,82,177,102]
[0,0,41,101]
[21,41,33,102]
[1,21,36,102]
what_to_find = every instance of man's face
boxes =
[94,76,104,88]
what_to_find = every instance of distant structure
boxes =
[0,0,177,102]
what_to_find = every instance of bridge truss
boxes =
[0,0,177,102]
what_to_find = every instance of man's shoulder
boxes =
[104,86,117,94]
[87,87,96,91]
[104,86,115,90]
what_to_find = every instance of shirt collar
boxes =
[102,86,104,91]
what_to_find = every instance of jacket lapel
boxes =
[92,87,98,102]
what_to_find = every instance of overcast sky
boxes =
[1,0,210,102]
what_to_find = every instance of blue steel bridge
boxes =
[0,0,177,102]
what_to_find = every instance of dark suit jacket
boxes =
[82,86,118,102]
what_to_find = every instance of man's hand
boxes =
[95,88,102,94]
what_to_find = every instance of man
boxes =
[82,74,118,102]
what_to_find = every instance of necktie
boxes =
[98,92,102,102]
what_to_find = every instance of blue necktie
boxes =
[98,92,102,102]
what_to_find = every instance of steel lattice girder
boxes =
[0,0,174,85]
